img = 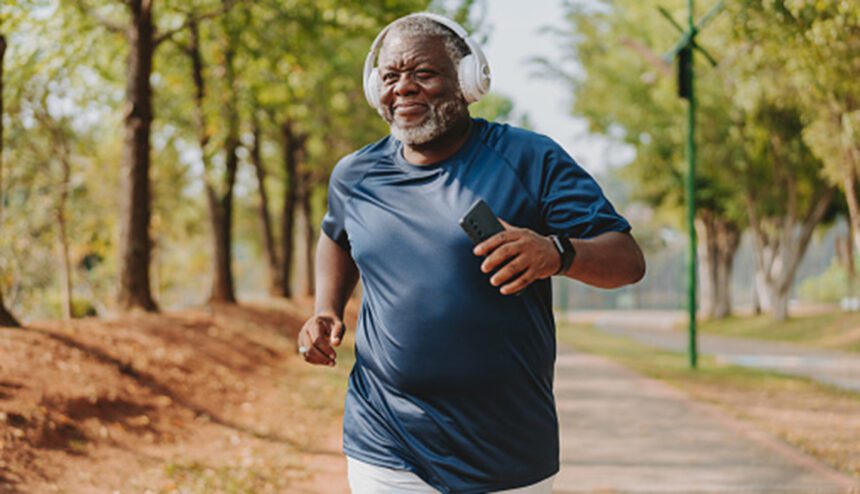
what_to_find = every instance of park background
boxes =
[1,0,860,492]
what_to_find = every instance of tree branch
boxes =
[620,37,672,77]
[74,0,126,34]
[153,0,242,47]
[779,186,836,291]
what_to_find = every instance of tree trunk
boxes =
[0,292,17,326]
[745,187,836,321]
[57,135,73,320]
[250,115,283,296]
[187,15,237,304]
[117,0,158,312]
[298,166,315,297]
[847,227,856,298]
[770,284,791,322]
[696,211,740,320]
[0,34,19,328]
[207,181,236,303]
[712,217,740,319]
[837,231,855,298]
[751,273,762,315]
[695,216,716,318]
[843,167,860,266]
[279,121,300,298]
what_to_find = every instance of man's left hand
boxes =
[473,219,561,295]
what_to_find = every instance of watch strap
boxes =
[549,234,576,276]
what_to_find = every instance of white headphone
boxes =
[362,12,492,110]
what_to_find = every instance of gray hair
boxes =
[380,15,471,69]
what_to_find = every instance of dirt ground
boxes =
[0,298,355,493]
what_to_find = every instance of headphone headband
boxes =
[362,12,491,109]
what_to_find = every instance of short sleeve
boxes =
[321,157,353,251]
[539,143,631,239]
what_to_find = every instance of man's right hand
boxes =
[297,312,345,367]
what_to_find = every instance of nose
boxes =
[393,74,418,96]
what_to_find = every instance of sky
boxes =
[477,0,635,175]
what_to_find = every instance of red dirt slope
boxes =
[0,298,354,493]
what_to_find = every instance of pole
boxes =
[686,0,698,368]
[660,0,722,368]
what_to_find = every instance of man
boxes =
[297,13,645,494]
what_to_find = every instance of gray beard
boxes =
[386,97,468,146]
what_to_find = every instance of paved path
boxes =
[553,344,859,493]
[563,310,860,393]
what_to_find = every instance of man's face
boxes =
[376,33,468,146]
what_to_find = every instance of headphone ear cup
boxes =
[366,70,382,110]
[457,54,477,103]
[457,54,489,104]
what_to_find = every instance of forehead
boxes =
[377,33,451,69]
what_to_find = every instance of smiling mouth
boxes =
[393,102,428,116]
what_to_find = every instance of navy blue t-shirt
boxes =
[321,119,630,493]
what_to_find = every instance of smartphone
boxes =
[459,199,505,245]
[460,200,526,296]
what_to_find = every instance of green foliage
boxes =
[798,258,856,304]
[1,1,122,317]
[727,0,860,187]
[469,92,514,122]
[4,0,512,315]
[552,0,745,231]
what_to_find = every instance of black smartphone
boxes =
[459,199,505,245]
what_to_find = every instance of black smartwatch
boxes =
[549,234,576,276]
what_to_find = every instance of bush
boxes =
[797,259,856,303]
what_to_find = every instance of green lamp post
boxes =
[659,0,723,368]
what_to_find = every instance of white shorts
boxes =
[347,456,555,494]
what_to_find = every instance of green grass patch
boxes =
[698,311,860,352]
[558,321,847,393]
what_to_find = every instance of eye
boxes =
[381,72,399,84]
[415,69,435,79]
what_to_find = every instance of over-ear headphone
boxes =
[362,12,491,111]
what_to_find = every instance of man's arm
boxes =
[297,233,360,366]
[562,232,645,288]
[474,221,645,295]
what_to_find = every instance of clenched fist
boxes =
[297,312,346,367]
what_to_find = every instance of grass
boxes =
[163,461,290,494]
[558,321,860,479]
[698,311,860,352]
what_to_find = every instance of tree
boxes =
[33,99,76,320]
[113,0,160,311]
[248,108,282,296]
[239,0,429,297]
[737,104,837,320]
[75,0,234,311]
[0,33,20,327]
[3,0,494,319]
[2,2,123,319]
[550,0,745,319]
[551,0,842,320]
[729,0,860,280]
[182,6,241,304]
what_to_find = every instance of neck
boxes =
[402,116,473,166]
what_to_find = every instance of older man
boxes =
[297,13,645,494]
